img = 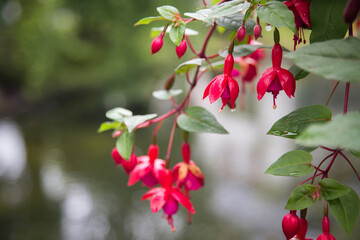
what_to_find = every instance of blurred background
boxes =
[0,0,359,239]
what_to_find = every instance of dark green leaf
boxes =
[106,107,133,121]
[285,37,360,82]
[268,105,332,139]
[328,189,360,236]
[169,21,186,46]
[97,121,120,133]
[157,5,180,21]
[350,151,360,159]
[124,114,157,133]
[310,0,349,43]
[152,89,183,100]
[297,112,360,152]
[134,16,166,26]
[218,44,268,58]
[257,1,296,33]
[210,0,250,19]
[177,106,228,134]
[116,131,134,161]
[319,178,351,200]
[216,13,256,35]
[265,150,314,177]
[288,65,309,81]
[175,58,204,74]
[285,184,317,210]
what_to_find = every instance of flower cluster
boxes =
[111,142,204,231]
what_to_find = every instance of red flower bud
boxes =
[181,142,191,164]
[272,43,283,68]
[282,211,300,240]
[175,39,187,59]
[322,216,330,234]
[253,24,262,40]
[236,25,246,42]
[224,54,234,75]
[151,32,164,55]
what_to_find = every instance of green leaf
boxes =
[216,13,256,35]
[175,58,204,74]
[152,89,183,100]
[297,112,360,152]
[350,151,360,159]
[97,121,120,133]
[256,1,296,33]
[210,0,250,19]
[285,184,317,210]
[310,0,349,43]
[106,107,133,121]
[157,5,180,21]
[169,21,186,46]
[319,178,351,200]
[288,65,309,81]
[285,37,360,82]
[151,27,198,38]
[200,60,224,72]
[328,189,360,236]
[265,150,314,177]
[116,131,134,161]
[177,106,228,134]
[184,9,213,25]
[218,44,265,58]
[134,16,166,26]
[268,105,332,139]
[124,114,157,133]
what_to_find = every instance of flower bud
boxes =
[271,43,283,68]
[282,211,300,240]
[322,216,330,233]
[151,32,164,55]
[223,54,234,75]
[175,39,187,59]
[181,142,191,163]
[253,24,262,40]
[236,25,246,42]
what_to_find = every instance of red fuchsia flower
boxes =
[282,211,300,240]
[253,23,262,40]
[151,32,165,55]
[203,54,239,111]
[256,43,296,109]
[128,144,166,188]
[173,142,204,191]
[111,148,137,174]
[236,24,246,42]
[142,169,195,231]
[175,39,187,59]
[284,0,311,50]
[316,216,336,240]
[291,218,313,240]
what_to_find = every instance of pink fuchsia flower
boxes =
[128,144,166,187]
[236,24,246,42]
[316,233,335,240]
[175,39,187,59]
[284,0,311,50]
[142,169,195,231]
[173,142,204,191]
[111,148,137,174]
[256,43,296,109]
[316,216,335,240]
[291,218,313,240]
[203,54,239,111]
[151,32,165,55]
[282,211,300,240]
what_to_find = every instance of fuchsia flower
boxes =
[128,144,166,187]
[236,24,246,42]
[173,142,204,191]
[203,54,239,111]
[282,211,300,240]
[175,39,187,59]
[151,32,165,55]
[142,169,195,231]
[316,216,336,240]
[256,43,296,109]
[111,148,137,174]
[284,0,311,50]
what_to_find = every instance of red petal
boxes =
[295,0,311,28]
[256,67,276,100]
[208,75,227,103]
[127,163,151,186]
[150,191,167,213]
[277,68,296,98]
[156,168,173,189]
[171,187,195,214]
[228,77,239,109]
[153,159,166,180]
[203,77,217,99]
[142,187,163,200]
[111,148,123,165]
[122,153,137,174]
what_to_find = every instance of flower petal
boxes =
[171,187,195,214]
[256,67,276,100]
[228,77,239,109]
[127,163,151,186]
[178,163,189,182]
[203,77,217,99]
[150,190,167,213]
[208,75,227,103]
[142,187,163,200]
[294,0,311,28]
[277,68,296,98]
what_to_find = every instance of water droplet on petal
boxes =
[265,25,272,32]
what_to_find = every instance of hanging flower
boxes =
[203,54,239,111]
[128,144,166,187]
[175,39,187,59]
[111,148,137,174]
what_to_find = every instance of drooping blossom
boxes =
[290,218,313,240]
[256,43,296,109]
[142,169,195,231]
[111,147,137,174]
[173,142,204,191]
[203,54,239,111]
[316,216,336,240]
[128,144,166,187]
[236,24,246,42]
[175,39,187,59]
[284,0,311,50]
[151,32,165,54]
[282,211,300,240]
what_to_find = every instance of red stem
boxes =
[322,151,339,179]
[185,35,199,55]
[344,82,350,114]
[165,114,179,168]
[311,152,335,184]
[299,172,323,186]
[339,151,360,182]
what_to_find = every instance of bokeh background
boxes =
[0,0,359,239]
